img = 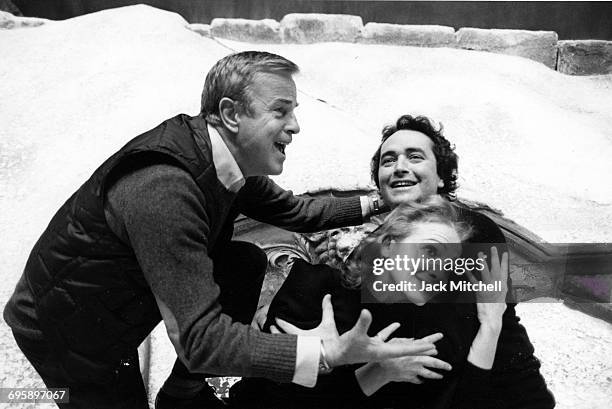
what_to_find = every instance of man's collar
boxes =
[207,123,245,193]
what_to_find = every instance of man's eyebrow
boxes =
[380,148,397,157]
[273,98,298,107]
[381,147,426,157]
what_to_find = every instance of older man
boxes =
[4,52,439,408]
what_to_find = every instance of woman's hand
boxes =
[466,246,508,329]
[272,294,443,367]
[464,246,508,369]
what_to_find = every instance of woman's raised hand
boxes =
[272,294,443,367]
[463,247,508,369]
[466,246,508,329]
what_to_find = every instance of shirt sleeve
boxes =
[292,336,320,387]
[237,176,364,232]
[104,163,298,382]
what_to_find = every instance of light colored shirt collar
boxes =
[207,123,245,193]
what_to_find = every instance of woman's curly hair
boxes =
[341,196,471,289]
[370,115,459,200]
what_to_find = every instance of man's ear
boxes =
[219,97,240,133]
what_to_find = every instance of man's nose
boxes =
[393,155,410,174]
[286,111,300,135]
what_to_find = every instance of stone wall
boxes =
[557,40,612,75]
[455,27,558,69]
[183,13,611,75]
[3,9,610,75]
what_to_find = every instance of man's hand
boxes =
[312,230,363,269]
[376,340,452,384]
[312,231,340,267]
[354,330,450,396]
[272,294,442,367]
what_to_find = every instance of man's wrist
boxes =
[368,361,389,383]
[355,362,389,396]
[360,195,372,219]
[360,193,386,219]
[293,336,321,387]
[318,340,333,374]
[369,193,381,214]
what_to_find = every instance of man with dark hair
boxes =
[370,114,458,201]
[4,51,439,408]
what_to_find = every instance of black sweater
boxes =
[230,206,554,408]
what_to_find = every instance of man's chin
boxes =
[388,192,421,206]
[268,163,284,176]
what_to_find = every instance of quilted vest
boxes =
[23,114,235,382]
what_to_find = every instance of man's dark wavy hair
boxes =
[370,115,459,200]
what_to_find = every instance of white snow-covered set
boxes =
[1,5,610,408]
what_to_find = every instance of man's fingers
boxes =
[422,356,453,372]
[270,325,281,334]
[386,337,413,344]
[376,339,437,360]
[275,318,302,335]
[420,347,438,356]
[416,332,444,344]
[418,368,444,380]
[352,309,373,335]
[390,332,442,353]
[376,322,400,342]
[320,294,335,326]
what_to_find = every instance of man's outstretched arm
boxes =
[106,164,436,384]
[105,163,299,381]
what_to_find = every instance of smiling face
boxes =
[389,221,462,305]
[378,130,444,207]
[233,71,300,176]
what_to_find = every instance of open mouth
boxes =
[274,142,286,155]
[390,180,417,188]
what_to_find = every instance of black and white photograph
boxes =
[1,1,611,408]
